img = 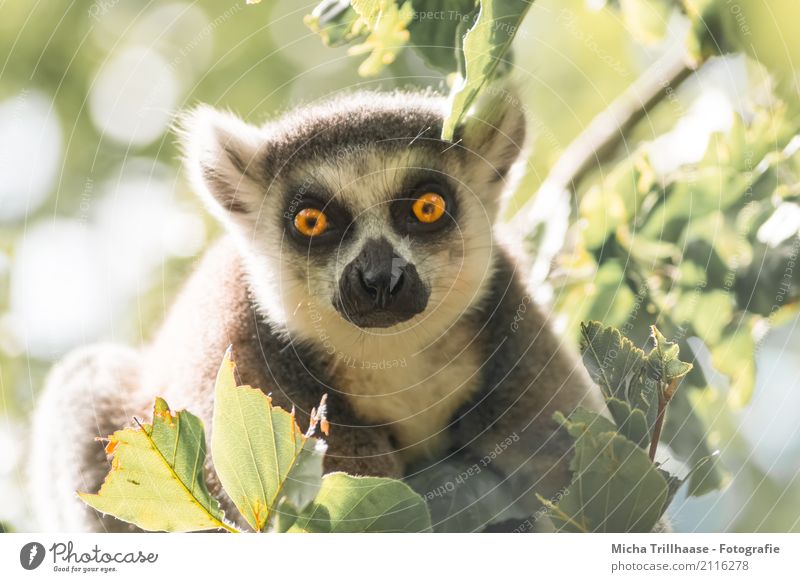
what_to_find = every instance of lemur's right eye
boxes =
[294,208,328,237]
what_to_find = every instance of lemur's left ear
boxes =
[456,87,527,180]
[178,106,267,222]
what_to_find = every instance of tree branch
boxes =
[509,46,695,235]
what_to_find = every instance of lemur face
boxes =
[181,91,525,350]
[276,146,470,331]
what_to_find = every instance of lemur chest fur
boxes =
[332,326,483,462]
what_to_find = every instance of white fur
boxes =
[333,323,484,461]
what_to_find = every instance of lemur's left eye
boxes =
[294,208,328,237]
[412,192,446,223]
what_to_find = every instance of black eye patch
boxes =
[282,190,353,249]
[390,176,458,237]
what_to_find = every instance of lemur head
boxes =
[181,89,525,352]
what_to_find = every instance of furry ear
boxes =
[456,86,527,180]
[179,106,267,222]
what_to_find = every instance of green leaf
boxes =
[289,473,432,532]
[685,450,724,497]
[683,453,718,495]
[545,408,669,532]
[579,321,658,432]
[211,349,326,532]
[657,450,718,506]
[606,397,651,447]
[407,0,479,73]
[441,0,532,140]
[271,497,301,533]
[556,406,618,439]
[79,398,233,532]
[646,326,693,385]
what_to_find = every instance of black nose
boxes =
[334,237,429,328]
[359,262,404,307]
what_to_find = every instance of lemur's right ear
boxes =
[456,85,527,180]
[178,106,267,221]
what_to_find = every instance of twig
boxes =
[649,378,678,461]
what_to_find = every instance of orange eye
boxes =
[294,208,328,236]
[412,192,446,223]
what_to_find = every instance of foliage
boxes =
[609,0,800,82]
[540,323,717,532]
[551,100,800,493]
[299,0,800,138]
[80,349,431,533]
[301,0,531,138]
[540,410,670,532]
[79,330,718,534]
[440,0,532,139]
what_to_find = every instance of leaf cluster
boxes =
[302,0,530,139]
[541,322,717,532]
[80,349,431,533]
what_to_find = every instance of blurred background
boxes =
[1,0,799,532]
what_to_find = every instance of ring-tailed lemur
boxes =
[30,88,603,532]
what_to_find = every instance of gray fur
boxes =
[29,89,602,532]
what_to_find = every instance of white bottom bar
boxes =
[1,533,797,581]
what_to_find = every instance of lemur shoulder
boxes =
[30,89,603,532]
